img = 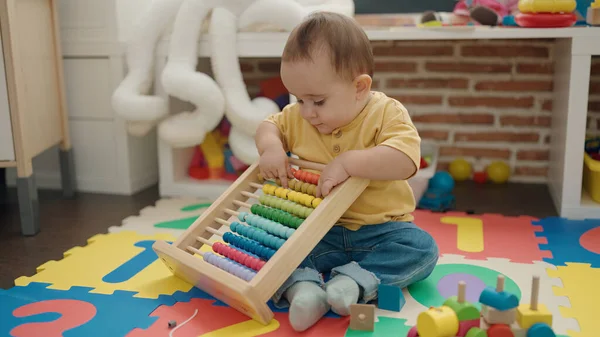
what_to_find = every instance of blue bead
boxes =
[238,212,249,221]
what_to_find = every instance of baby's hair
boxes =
[282,11,374,81]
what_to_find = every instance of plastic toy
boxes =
[378,284,406,312]
[587,0,600,25]
[417,171,456,212]
[486,161,510,183]
[152,157,370,324]
[449,158,472,181]
[515,0,577,27]
[407,275,557,337]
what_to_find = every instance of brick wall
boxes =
[240,39,600,183]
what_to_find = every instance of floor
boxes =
[0,180,557,290]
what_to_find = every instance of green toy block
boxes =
[465,327,488,337]
[443,296,481,321]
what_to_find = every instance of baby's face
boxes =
[281,51,361,135]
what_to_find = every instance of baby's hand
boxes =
[316,157,350,198]
[259,147,294,188]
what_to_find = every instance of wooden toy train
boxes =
[408,275,556,337]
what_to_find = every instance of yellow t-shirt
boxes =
[265,91,421,230]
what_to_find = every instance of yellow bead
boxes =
[416,306,459,337]
[312,198,322,207]
[308,184,316,196]
[301,182,309,193]
[307,196,315,207]
[257,173,264,182]
[268,185,277,195]
[289,180,297,190]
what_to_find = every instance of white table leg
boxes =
[548,37,592,218]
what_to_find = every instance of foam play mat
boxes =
[1,197,599,337]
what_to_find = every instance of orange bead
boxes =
[487,324,514,337]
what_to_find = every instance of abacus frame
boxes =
[152,157,370,325]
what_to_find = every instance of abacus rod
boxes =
[186,246,205,256]
[249,182,263,189]
[215,218,231,226]
[197,237,212,245]
[241,191,259,199]
[205,227,223,236]
[288,157,326,171]
[224,208,239,217]
[233,200,252,208]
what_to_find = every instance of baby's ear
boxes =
[354,74,372,99]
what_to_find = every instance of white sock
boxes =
[285,281,330,331]
[325,275,360,316]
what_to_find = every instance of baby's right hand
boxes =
[259,147,294,188]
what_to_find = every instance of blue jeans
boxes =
[271,221,439,308]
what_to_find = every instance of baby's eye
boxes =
[315,100,325,106]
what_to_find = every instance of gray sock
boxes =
[285,281,330,331]
[325,274,360,316]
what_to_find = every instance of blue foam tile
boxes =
[0,282,174,337]
[532,216,600,267]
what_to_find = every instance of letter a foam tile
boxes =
[546,263,599,337]
[533,217,600,267]
[0,282,175,337]
[14,231,197,298]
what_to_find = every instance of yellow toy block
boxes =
[516,303,552,329]
[518,0,577,13]
[482,305,516,325]
[199,132,225,169]
[416,306,459,337]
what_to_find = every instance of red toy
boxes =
[515,12,577,27]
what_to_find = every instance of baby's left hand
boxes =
[316,157,350,198]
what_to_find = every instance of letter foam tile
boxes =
[13,231,200,299]
[546,263,600,337]
[413,210,551,264]
[383,254,579,336]
[532,217,600,267]
[0,282,175,337]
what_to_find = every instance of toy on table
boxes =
[421,0,519,26]
[407,274,557,337]
[449,158,472,181]
[472,157,487,184]
[486,161,510,183]
[418,171,456,212]
[588,0,600,25]
[188,118,249,181]
[515,0,577,27]
[152,157,370,325]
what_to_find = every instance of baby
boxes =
[254,12,439,332]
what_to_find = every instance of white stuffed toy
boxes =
[112,0,355,163]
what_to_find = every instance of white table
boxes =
[154,26,600,219]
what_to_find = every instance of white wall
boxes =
[116,0,152,42]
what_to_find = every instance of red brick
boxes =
[499,115,552,127]
[243,78,264,88]
[387,78,469,89]
[475,80,553,92]
[371,79,381,90]
[455,131,540,143]
[419,130,449,141]
[542,100,553,112]
[448,96,535,108]
[373,45,454,57]
[545,135,551,144]
[590,101,600,112]
[392,95,443,105]
[590,81,600,95]
[514,166,548,177]
[425,62,512,73]
[374,61,418,73]
[517,62,554,74]
[461,45,549,58]
[257,60,281,73]
[517,150,550,161]
[412,113,494,125]
[440,146,511,159]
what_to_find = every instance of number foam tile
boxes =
[381,254,579,336]
[413,210,551,264]
[0,282,174,337]
[13,231,194,299]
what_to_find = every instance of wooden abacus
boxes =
[152,157,370,325]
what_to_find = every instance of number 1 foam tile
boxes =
[14,231,194,299]
[413,210,551,264]
[532,217,600,267]
[0,282,175,337]
[394,254,579,336]
[546,262,600,337]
